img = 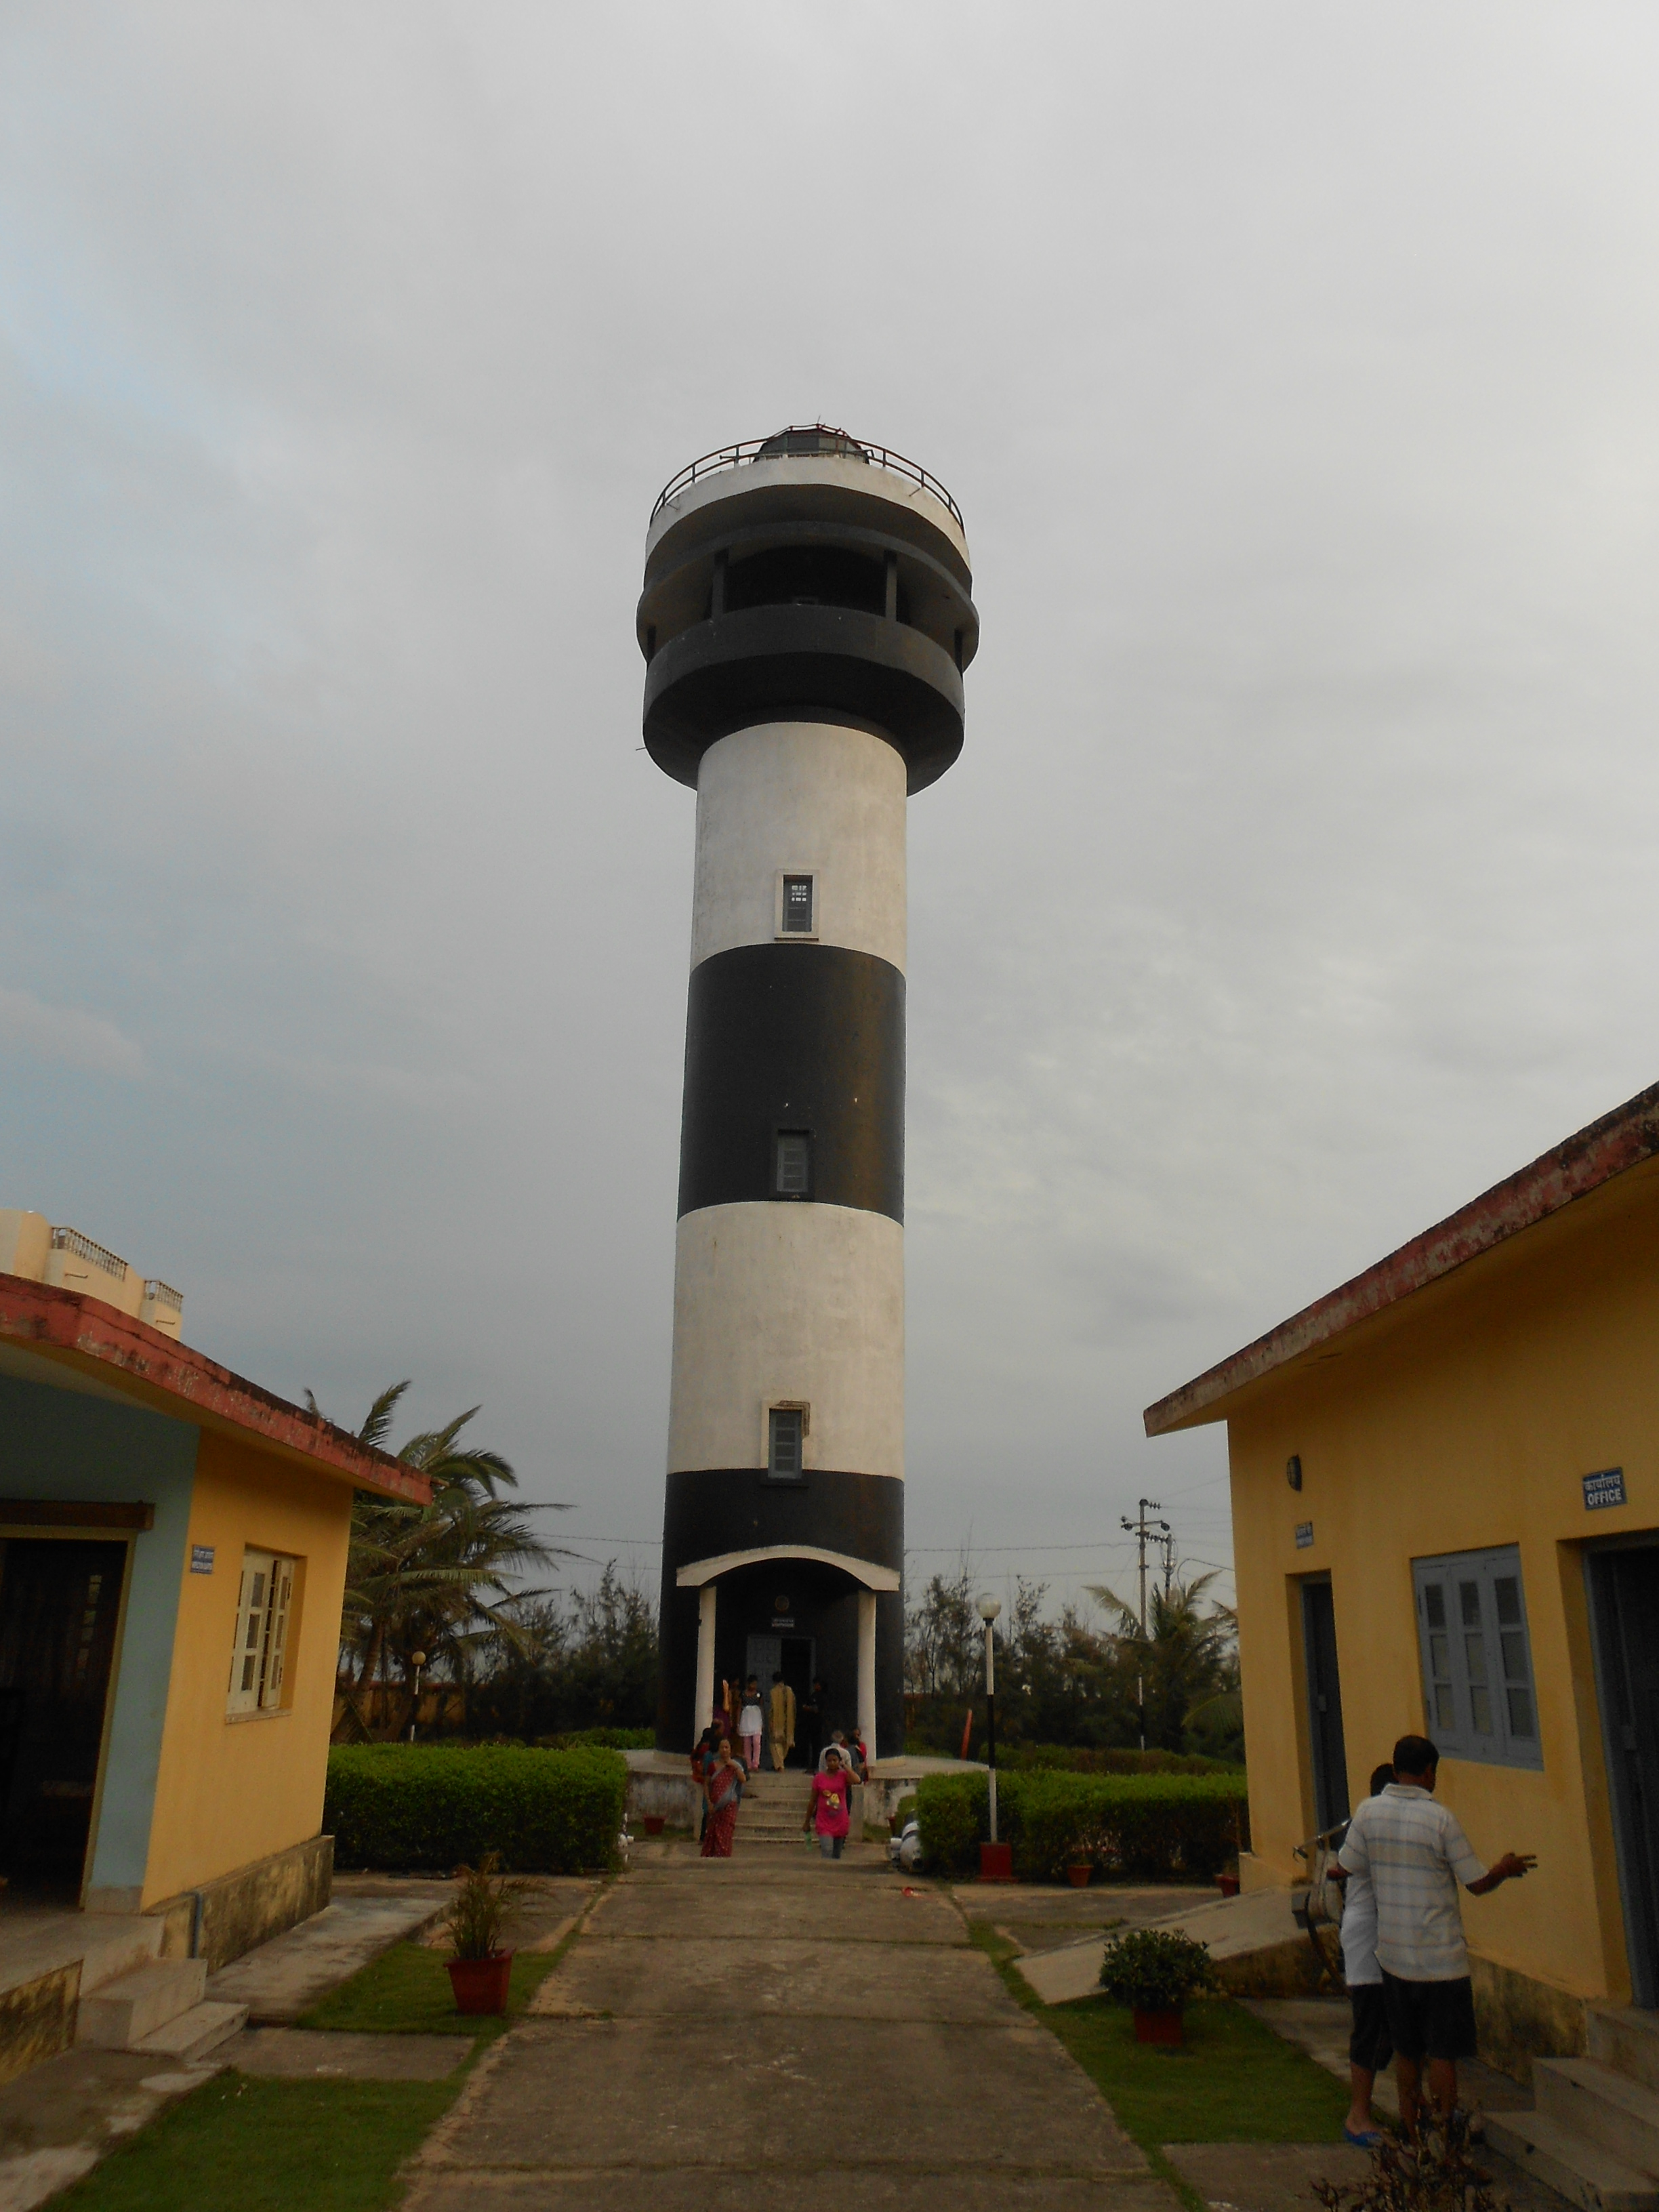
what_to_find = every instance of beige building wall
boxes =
[142,1429,353,1908]
[1227,1153,1659,2034]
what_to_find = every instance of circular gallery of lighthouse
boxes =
[640,428,977,1761]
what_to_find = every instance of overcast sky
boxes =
[4,5,1658,1616]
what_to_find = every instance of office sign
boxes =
[1294,1521,1315,1550]
[190,1544,216,1574]
[1583,1467,1627,1511]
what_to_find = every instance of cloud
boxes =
[0,985,144,1078]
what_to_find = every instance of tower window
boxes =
[779,874,815,934]
[769,1406,804,1478]
[775,1131,811,1196]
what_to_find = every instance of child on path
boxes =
[803,1746,853,1859]
[1338,1762,1399,2147]
[738,1677,764,1774]
[1338,1733,1535,2137]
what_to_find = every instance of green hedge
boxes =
[994,1745,1242,1777]
[916,1770,1249,1881]
[325,1745,627,1873]
[533,1727,655,1751]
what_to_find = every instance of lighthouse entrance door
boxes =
[745,1634,815,1763]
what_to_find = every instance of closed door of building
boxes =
[0,1538,127,1896]
[1301,1577,1351,1835]
[1588,1544,1659,2007]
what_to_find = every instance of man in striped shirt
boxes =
[1338,1733,1535,2136]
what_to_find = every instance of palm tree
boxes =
[1086,1570,1240,1754]
[330,1381,573,1699]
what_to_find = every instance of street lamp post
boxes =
[977,1594,1010,1881]
[407,1650,427,1744]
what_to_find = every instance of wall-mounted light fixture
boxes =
[1286,1454,1303,1492]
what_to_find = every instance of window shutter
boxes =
[1412,1547,1540,1770]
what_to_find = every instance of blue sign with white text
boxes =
[1294,1521,1314,1549]
[1583,1468,1626,1512]
[190,1544,216,1574]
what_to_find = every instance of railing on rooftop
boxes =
[651,425,964,531]
[49,1225,128,1282]
[144,1279,184,1312]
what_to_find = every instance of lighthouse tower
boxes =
[638,426,977,1759]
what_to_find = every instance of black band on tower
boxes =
[677,943,905,1223]
[662,1465,904,1578]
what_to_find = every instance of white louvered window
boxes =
[227,1547,295,1715]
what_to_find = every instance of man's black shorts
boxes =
[1348,1983,1394,2071]
[1379,1969,1477,2062]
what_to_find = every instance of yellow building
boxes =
[0,1231,426,2074]
[1145,1082,1659,2073]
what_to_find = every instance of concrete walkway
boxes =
[401,1847,1183,2212]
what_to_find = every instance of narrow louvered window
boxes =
[769,1408,803,1478]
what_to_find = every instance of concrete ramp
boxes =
[1014,1886,1319,2006]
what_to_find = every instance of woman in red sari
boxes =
[700,1738,743,1858]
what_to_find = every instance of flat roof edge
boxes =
[1143,1077,1659,1437]
[0,1274,428,1502]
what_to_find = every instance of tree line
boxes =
[329,1385,1240,1759]
[904,1561,1242,1762]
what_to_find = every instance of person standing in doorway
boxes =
[803,1746,852,1860]
[737,1677,764,1776]
[769,1671,796,1772]
[1338,1734,1535,2137]
[1337,1762,1399,2147]
[799,1678,825,1769]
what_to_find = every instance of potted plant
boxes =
[1098,1927,1221,2045]
[443,1854,526,2015]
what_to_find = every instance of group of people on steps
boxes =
[689,1670,869,1859]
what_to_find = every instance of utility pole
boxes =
[1160,1528,1177,1599]
[1120,1498,1170,1751]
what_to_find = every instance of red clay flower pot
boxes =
[447,1952,514,2015]
[1216,1872,1240,1898]
[642,1815,666,1836]
[1132,2006,1185,2045]
[978,1841,1015,1883]
[1066,1864,1092,1888]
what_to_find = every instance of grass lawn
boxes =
[53,2075,455,2212]
[298,1940,560,2038]
[967,1920,1352,2211]
[58,1933,575,2210]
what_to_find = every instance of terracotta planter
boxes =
[1132,2005,1185,2045]
[1066,1864,1092,1888]
[978,1841,1015,1883]
[642,1815,666,1836]
[447,1952,514,2015]
[1216,1872,1240,1898]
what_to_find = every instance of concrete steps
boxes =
[78,1960,206,2049]
[76,1957,245,2063]
[1485,2112,1659,2212]
[133,2000,249,2065]
[1483,2008,1659,2212]
[735,1776,816,1845]
[1535,2061,1659,2176]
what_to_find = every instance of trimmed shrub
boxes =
[325,1744,626,1873]
[535,1727,655,1751]
[995,1744,1242,1778]
[1099,1927,1221,2009]
[915,1769,1249,1881]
